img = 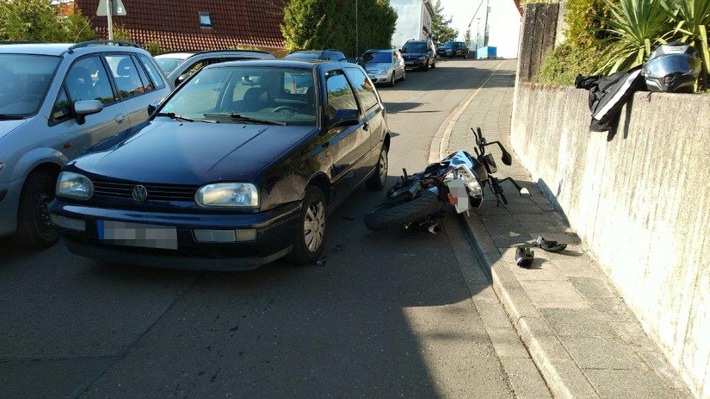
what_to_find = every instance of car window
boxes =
[325,70,358,119]
[132,55,155,93]
[402,42,426,52]
[363,52,392,64]
[160,66,316,126]
[51,86,72,122]
[344,68,378,112]
[65,56,115,104]
[105,54,147,99]
[138,55,166,90]
[0,54,59,117]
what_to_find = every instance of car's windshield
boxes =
[362,52,392,64]
[0,54,60,118]
[441,42,455,49]
[402,43,426,53]
[159,66,317,126]
[155,57,186,74]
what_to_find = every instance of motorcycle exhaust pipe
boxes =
[418,220,441,235]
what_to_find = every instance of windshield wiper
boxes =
[0,114,25,120]
[203,113,286,126]
[155,112,194,122]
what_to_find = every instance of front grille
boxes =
[92,180,198,202]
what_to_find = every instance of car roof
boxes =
[159,50,275,59]
[155,52,194,59]
[0,43,72,56]
[204,59,351,71]
[0,40,149,57]
[364,49,394,53]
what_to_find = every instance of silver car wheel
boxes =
[303,201,326,252]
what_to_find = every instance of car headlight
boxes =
[418,56,427,60]
[195,183,259,208]
[380,69,389,74]
[56,172,94,200]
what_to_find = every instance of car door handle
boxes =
[114,114,126,124]
[363,122,369,131]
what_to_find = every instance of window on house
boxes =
[199,12,212,28]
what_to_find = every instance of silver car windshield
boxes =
[155,57,185,74]
[159,66,317,126]
[0,54,60,118]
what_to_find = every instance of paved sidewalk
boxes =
[439,60,694,399]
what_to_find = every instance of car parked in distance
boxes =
[284,49,348,62]
[49,59,391,270]
[437,41,470,58]
[0,40,171,249]
[358,49,405,87]
[155,50,276,88]
[400,39,437,71]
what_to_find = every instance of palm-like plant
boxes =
[597,0,674,74]
[667,0,710,87]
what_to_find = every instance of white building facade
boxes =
[390,0,435,49]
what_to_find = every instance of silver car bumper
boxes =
[0,178,23,238]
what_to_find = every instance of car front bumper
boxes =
[0,178,24,238]
[404,60,426,69]
[367,72,391,83]
[49,200,301,270]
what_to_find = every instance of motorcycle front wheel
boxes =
[364,190,441,231]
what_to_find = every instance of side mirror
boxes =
[147,102,160,116]
[73,100,103,125]
[501,149,512,166]
[325,109,359,131]
[177,72,191,84]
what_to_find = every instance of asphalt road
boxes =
[0,59,516,399]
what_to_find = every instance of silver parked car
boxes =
[155,50,276,88]
[0,40,172,249]
[358,49,405,87]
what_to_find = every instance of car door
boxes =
[103,53,167,127]
[343,67,385,175]
[393,51,405,79]
[322,69,370,205]
[51,55,131,160]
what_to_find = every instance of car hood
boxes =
[0,119,28,142]
[72,121,316,185]
[364,62,392,70]
[401,51,428,58]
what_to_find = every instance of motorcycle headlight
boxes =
[56,172,93,200]
[195,183,259,208]
[465,177,483,198]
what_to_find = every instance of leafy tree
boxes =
[0,0,96,42]
[429,0,457,44]
[112,23,132,42]
[281,0,397,57]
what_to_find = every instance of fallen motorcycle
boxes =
[364,127,530,233]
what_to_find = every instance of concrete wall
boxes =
[511,83,710,399]
[516,3,558,83]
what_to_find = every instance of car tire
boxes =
[431,59,436,69]
[287,186,327,265]
[401,70,406,81]
[388,73,395,87]
[365,145,388,191]
[420,63,429,72]
[13,172,59,249]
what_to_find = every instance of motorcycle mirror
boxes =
[501,149,513,166]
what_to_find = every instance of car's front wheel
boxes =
[288,186,327,265]
[388,73,396,87]
[13,172,59,249]
[366,145,388,191]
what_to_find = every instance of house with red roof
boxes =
[73,0,288,56]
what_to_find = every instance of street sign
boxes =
[96,0,127,16]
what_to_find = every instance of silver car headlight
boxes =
[379,69,390,74]
[195,183,259,208]
[56,172,94,200]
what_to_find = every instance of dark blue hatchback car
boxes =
[49,60,391,270]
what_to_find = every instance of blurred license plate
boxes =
[98,220,178,250]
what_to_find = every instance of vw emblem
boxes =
[132,185,148,203]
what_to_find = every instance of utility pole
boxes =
[106,0,113,40]
[355,0,359,57]
[483,0,490,47]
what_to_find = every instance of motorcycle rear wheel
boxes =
[364,190,441,231]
